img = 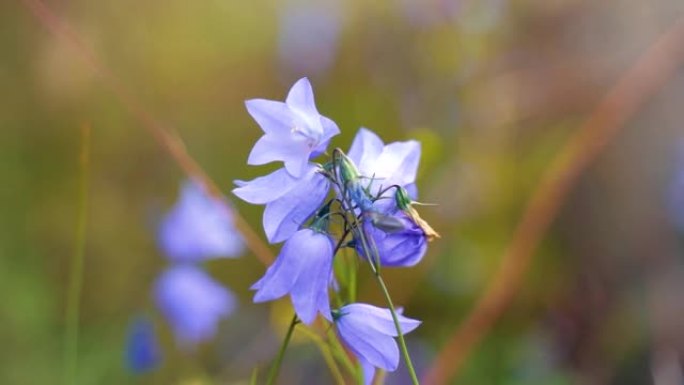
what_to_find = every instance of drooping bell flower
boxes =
[233,164,330,243]
[332,303,421,385]
[360,211,428,267]
[158,181,244,262]
[154,265,236,348]
[251,228,334,324]
[245,77,340,177]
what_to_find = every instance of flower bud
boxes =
[335,149,360,185]
[394,185,413,211]
[394,186,440,241]
[335,149,376,212]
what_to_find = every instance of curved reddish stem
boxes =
[19,0,273,265]
[423,16,684,385]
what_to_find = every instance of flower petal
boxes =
[364,214,427,267]
[382,140,421,187]
[247,134,311,178]
[252,230,324,301]
[232,167,299,204]
[338,320,399,371]
[320,115,341,142]
[359,357,376,385]
[348,127,384,176]
[374,142,419,182]
[245,99,294,136]
[308,116,339,159]
[289,232,333,324]
[285,77,319,122]
[263,169,330,243]
[343,303,421,337]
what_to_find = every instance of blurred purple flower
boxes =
[278,0,342,77]
[347,127,421,206]
[668,142,684,231]
[154,265,236,348]
[125,316,161,374]
[361,212,428,267]
[251,228,334,324]
[245,77,340,177]
[333,303,421,385]
[158,181,244,262]
[233,164,330,243]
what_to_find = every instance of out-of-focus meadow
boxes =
[3,0,684,384]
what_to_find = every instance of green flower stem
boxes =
[374,273,419,385]
[356,210,420,385]
[298,327,346,385]
[331,227,354,304]
[325,327,358,377]
[331,149,419,384]
[356,362,365,385]
[266,314,299,385]
[64,124,90,385]
[249,368,259,385]
[347,250,357,303]
[341,198,420,385]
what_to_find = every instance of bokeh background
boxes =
[3,0,684,384]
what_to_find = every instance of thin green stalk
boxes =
[375,274,419,385]
[64,124,90,385]
[249,367,259,385]
[325,327,358,377]
[356,362,365,385]
[266,314,298,385]
[298,326,346,385]
[347,249,357,303]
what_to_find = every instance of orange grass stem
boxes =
[20,0,273,265]
[423,16,684,385]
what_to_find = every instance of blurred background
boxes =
[2,0,684,384]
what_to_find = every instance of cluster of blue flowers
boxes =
[233,78,438,384]
[126,181,244,373]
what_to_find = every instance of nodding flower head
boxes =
[331,303,421,385]
[245,78,340,178]
[361,211,428,267]
[251,228,334,324]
